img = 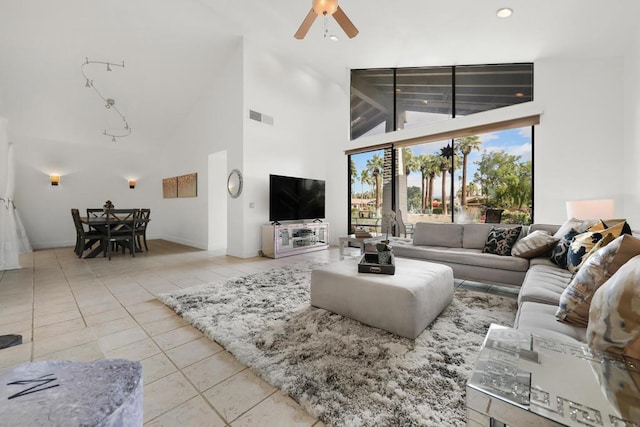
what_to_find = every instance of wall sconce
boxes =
[129,179,136,189]
[50,175,60,186]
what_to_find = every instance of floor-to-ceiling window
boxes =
[349,63,535,234]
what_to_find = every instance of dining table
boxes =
[80,211,150,258]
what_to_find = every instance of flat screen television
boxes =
[269,174,325,222]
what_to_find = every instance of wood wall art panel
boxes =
[162,177,178,198]
[177,173,198,198]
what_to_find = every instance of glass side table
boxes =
[466,324,640,427]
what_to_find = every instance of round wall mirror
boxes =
[227,169,243,198]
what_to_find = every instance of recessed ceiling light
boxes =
[329,35,339,42]
[515,92,524,98]
[422,99,429,105]
[496,8,513,18]
[395,88,402,93]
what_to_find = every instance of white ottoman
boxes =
[310,257,454,339]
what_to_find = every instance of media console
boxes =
[261,222,329,258]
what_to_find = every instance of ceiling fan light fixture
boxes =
[313,0,338,16]
[496,8,513,18]
[329,34,339,42]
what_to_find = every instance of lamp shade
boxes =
[566,199,615,220]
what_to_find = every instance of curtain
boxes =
[0,117,32,270]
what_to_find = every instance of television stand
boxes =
[261,222,329,258]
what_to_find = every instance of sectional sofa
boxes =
[386,222,613,344]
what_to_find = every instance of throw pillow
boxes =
[603,219,633,235]
[566,221,626,273]
[482,226,522,256]
[587,254,640,359]
[553,218,595,238]
[556,235,640,326]
[511,230,560,259]
[550,228,581,269]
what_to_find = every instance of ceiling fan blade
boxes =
[294,9,317,39]
[333,6,359,38]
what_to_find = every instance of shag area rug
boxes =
[159,262,518,426]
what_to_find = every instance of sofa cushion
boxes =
[587,254,640,359]
[512,230,559,259]
[518,263,573,306]
[515,301,586,343]
[482,226,522,256]
[413,223,463,247]
[529,224,560,235]
[392,245,529,272]
[553,218,593,238]
[557,235,640,327]
[566,221,626,273]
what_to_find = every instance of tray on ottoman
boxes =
[358,253,395,275]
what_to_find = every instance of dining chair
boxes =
[134,209,151,251]
[87,208,107,218]
[395,209,415,238]
[485,208,505,224]
[103,209,137,260]
[71,208,104,258]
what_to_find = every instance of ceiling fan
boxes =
[294,0,359,40]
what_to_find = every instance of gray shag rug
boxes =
[158,262,517,426]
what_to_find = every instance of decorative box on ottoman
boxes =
[0,359,143,427]
[310,257,454,339]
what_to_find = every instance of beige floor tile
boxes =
[0,309,31,327]
[140,353,177,385]
[126,300,166,315]
[33,317,86,340]
[182,351,246,392]
[132,306,176,324]
[33,327,96,358]
[165,336,223,368]
[98,326,148,352]
[33,299,78,317]
[33,340,105,363]
[141,316,187,336]
[143,371,198,423]
[84,307,131,326]
[106,337,161,361]
[34,308,82,328]
[145,396,225,427]
[152,325,202,351]
[231,392,317,427]
[203,369,276,422]
[79,299,123,316]
[0,342,32,370]
[91,316,138,338]
[0,319,32,337]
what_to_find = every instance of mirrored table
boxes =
[466,324,640,427]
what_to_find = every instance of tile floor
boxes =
[0,240,517,425]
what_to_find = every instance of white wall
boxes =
[155,39,244,251]
[15,134,159,249]
[534,57,625,224]
[623,42,640,228]
[240,41,348,257]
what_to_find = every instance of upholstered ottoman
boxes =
[0,359,143,426]
[310,257,454,339]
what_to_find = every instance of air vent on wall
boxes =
[249,109,274,126]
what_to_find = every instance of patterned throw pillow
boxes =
[556,235,640,326]
[566,221,626,273]
[511,230,560,259]
[587,254,640,359]
[550,228,581,269]
[482,226,522,256]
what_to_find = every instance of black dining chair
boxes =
[485,208,505,224]
[71,208,104,258]
[103,209,137,260]
[134,209,151,251]
[87,208,107,219]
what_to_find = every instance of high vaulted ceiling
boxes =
[1,0,638,147]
